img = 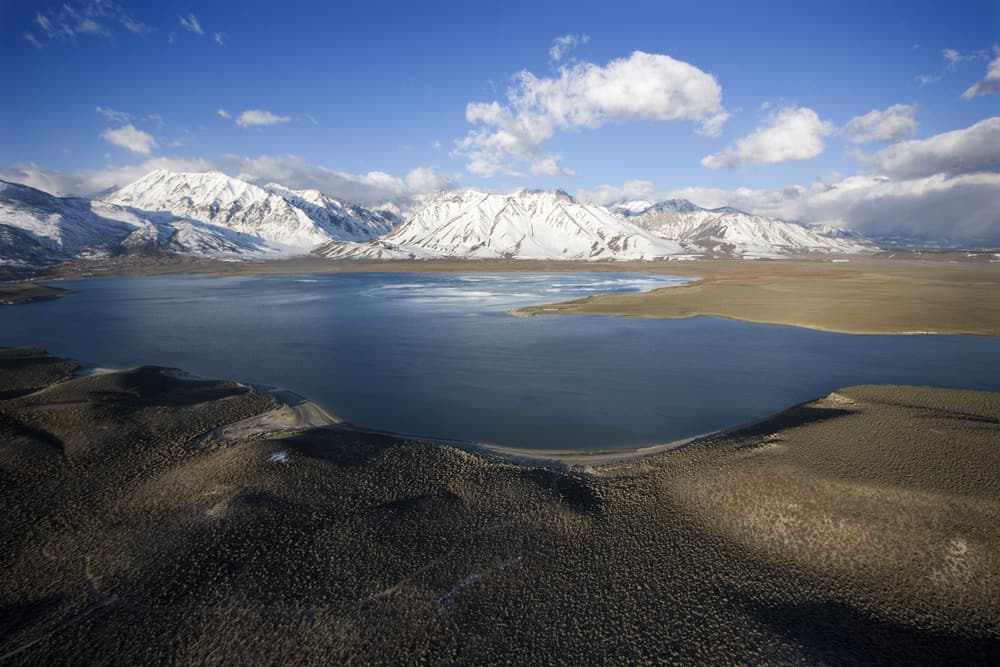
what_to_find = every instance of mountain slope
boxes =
[317,189,685,260]
[615,199,877,257]
[0,179,269,265]
[263,183,399,241]
[106,170,333,249]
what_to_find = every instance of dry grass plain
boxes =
[514,257,1000,336]
[2,348,998,664]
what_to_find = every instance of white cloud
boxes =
[457,50,728,177]
[96,105,131,123]
[702,106,832,169]
[859,117,1000,179]
[663,173,1000,244]
[224,155,458,203]
[842,104,918,143]
[214,32,224,46]
[120,15,148,34]
[580,119,1000,245]
[76,18,108,36]
[235,110,291,127]
[100,124,157,155]
[0,157,215,197]
[403,166,455,193]
[576,179,656,205]
[179,13,203,35]
[916,73,941,86]
[217,109,232,119]
[27,2,148,46]
[549,33,589,62]
[2,155,458,205]
[943,47,989,71]
[963,54,1000,99]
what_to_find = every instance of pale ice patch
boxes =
[268,451,290,464]
[365,273,691,313]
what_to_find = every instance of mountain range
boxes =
[1,169,883,267]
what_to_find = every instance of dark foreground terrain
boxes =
[1,347,998,664]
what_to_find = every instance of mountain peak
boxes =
[620,198,876,257]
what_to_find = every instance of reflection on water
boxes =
[3,272,999,449]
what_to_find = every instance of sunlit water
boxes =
[3,272,999,449]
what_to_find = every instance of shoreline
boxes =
[3,346,999,662]
[5,254,999,336]
[16,350,746,469]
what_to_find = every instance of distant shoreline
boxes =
[5,253,1000,336]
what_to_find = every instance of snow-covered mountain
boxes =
[614,199,877,257]
[317,189,685,260]
[1,170,885,268]
[0,179,270,265]
[107,170,397,249]
[0,169,407,267]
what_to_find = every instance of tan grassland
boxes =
[2,347,998,663]
[514,257,1000,336]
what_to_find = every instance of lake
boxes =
[3,271,999,449]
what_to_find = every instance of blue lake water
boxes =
[3,272,999,449]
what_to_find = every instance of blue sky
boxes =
[2,0,999,240]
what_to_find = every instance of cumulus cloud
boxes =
[96,105,130,123]
[858,117,1000,179]
[549,34,589,62]
[27,2,148,46]
[457,50,728,177]
[963,54,1000,99]
[574,117,1000,245]
[179,13,203,35]
[223,154,457,203]
[1,155,458,205]
[842,104,918,143]
[0,157,215,197]
[581,119,1000,245]
[576,179,656,205]
[217,109,232,119]
[235,110,291,127]
[664,173,1000,244]
[100,124,158,155]
[701,106,832,169]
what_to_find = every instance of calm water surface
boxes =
[3,272,999,449]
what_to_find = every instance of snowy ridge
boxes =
[2,170,883,267]
[107,169,394,249]
[317,189,685,260]
[0,179,270,264]
[262,183,399,241]
[614,199,877,257]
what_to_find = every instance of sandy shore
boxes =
[2,347,998,663]
[515,258,1000,336]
